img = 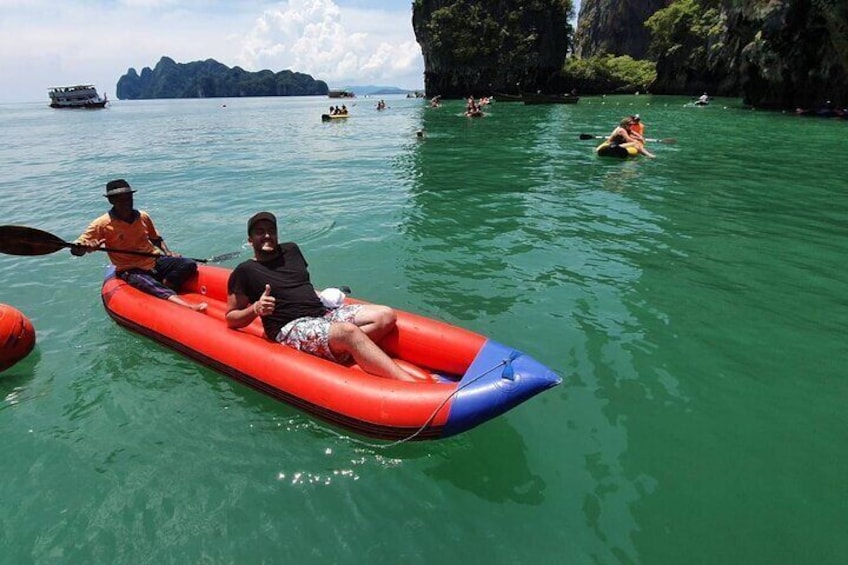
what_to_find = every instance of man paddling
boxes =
[225,212,421,382]
[71,179,207,312]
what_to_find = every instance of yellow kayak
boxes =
[595,141,638,159]
[322,113,350,121]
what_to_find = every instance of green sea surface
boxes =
[1,95,846,564]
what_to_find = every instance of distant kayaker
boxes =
[605,118,655,159]
[697,93,710,104]
[70,179,207,312]
[225,212,421,382]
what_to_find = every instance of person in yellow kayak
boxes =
[603,118,655,159]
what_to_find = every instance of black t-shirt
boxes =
[227,242,325,338]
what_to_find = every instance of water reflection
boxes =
[396,103,571,320]
[396,99,670,559]
[0,349,40,409]
[423,419,546,505]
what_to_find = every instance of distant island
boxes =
[116,56,329,100]
[337,86,415,96]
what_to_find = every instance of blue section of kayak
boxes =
[442,340,562,437]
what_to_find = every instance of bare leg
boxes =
[328,322,417,382]
[167,295,208,312]
[634,141,656,159]
[352,304,397,343]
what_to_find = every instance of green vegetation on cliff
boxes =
[116,57,328,100]
[563,55,656,94]
[645,0,734,96]
[643,0,848,108]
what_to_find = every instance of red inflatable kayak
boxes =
[102,265,561,440]
[0,303,36,372]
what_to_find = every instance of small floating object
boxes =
[0,303,36,372]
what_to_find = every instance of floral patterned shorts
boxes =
[275,305,363,363]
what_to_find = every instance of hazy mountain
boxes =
[334,85,416,96]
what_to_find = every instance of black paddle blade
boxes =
[0,225,70,256]
[579,133,597,140]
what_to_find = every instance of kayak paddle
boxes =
[579,133,677,144]
[0,225,241,264]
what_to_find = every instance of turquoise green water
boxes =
[1,95,846,563]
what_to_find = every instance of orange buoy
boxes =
[0,303,36,372]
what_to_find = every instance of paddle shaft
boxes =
[0,225,238,263]
[68,241,209,263]
[580,133,676,144]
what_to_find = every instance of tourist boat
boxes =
[595,141,638,159]
[101,265,562,441]
[795,106,848,118]
[48,85,108,109]
[522,92,579,105]
[328,90,355,98]
[493,93,523,102]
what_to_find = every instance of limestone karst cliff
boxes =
[728,0,848,109]
[573,0,846,108]
[412,0,575,97]
[116,57,327,100]
[574,0,670,60]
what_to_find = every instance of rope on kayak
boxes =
[348,359,509,450]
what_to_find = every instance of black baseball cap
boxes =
[247,211,276,234]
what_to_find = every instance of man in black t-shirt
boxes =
[226,211,418,382]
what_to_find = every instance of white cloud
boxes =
[238,0,422,88]
[0,0,423,103]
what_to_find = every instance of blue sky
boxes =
[0,0,581,103]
